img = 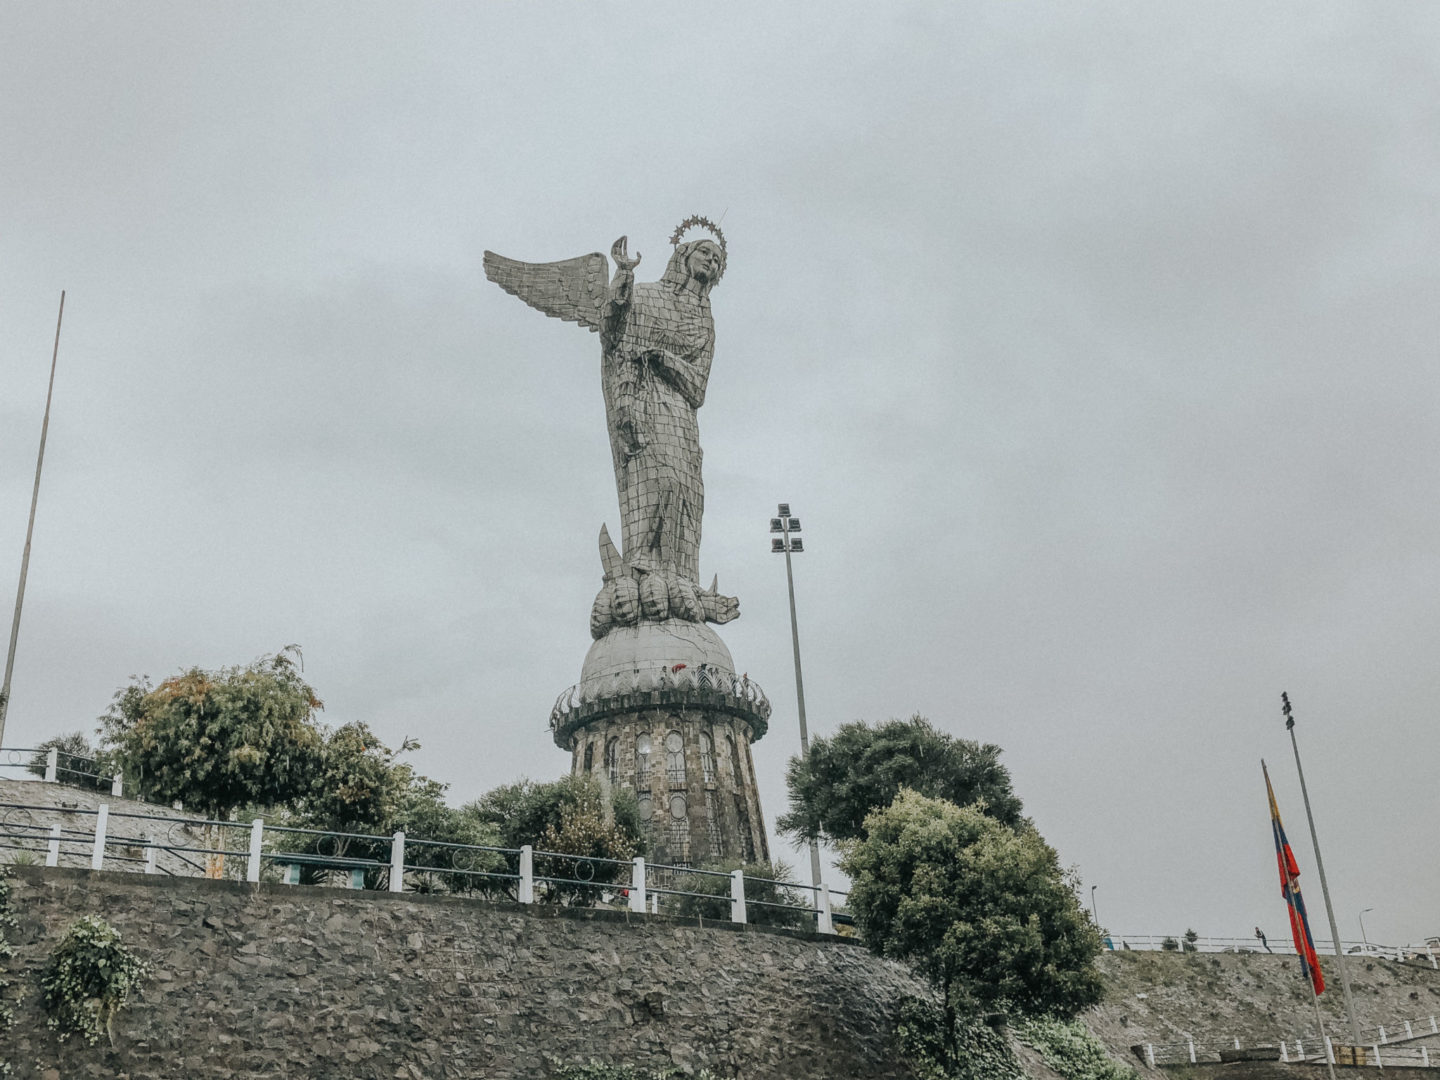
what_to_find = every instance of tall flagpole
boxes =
[0,291,66,746]
[1282,692,1362,1051]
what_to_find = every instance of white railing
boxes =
[0,746,123,795]
[0,798,847,934]
[1143,1027,1440,1069]
[1106,932,1435,966]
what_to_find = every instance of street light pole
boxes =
[1360,908,1373,948]
[1282,692,1362,1051]
[771,504,822,890]
[1090,885,1100,927]
[0,291,65,747]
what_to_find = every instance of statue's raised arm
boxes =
[483,217,739,638]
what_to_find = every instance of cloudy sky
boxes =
[3,3,1438,947]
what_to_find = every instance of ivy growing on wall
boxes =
[1013,1016,1140,1080]
[0,869,17,1075]
[40,915,150,1046]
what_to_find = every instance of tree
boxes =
[25,732,114,791]
[99,648,325,872]
[777,716,1024,845]
[842,790,1103,1062]
[467,775,645,903]
[668,860,810,929]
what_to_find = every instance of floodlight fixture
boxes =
[770,518,783,533]
[777,503,790,517]
[771,538,785,553]
[789,538,803,552]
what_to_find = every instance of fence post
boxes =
[111,772,123,798]
[730,869,747,924]
[1381,1026,1388,1044]
[650,890,658,915]
[247,819,263,883]
[144,833,157,874]
[1187,1038,1195,1064]
[817,883,834,935]
[46,823,60,866]
[1280,1040,1287,1063]
[1373,1044,1381,1069]
[90,804,108,870]
[1296,1038,1303,1060]
[1326,1036,1334,1064]
[1422,1047,1429,1068]
[1406,1021,1414,1039]
[629,856,645,914]
[1432,1016,1438,1034]
[389,831,406,893]
[44,747,57,782]
[518,845,534,904]
[1145,1044,1155,1068]
[1234,1037,1241,1050]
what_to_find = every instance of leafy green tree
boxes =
[668,859,810,928]
[25,732,114,791]
[842,790,1103,1063]
[467,775,644,903]
[266,723,503,892]
[777,716,1024,845]
[99,649,325,872]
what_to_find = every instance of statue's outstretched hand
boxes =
[611,236,641,271]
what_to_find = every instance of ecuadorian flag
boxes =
[1264,761,1324,995]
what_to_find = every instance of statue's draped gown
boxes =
[601,248,714,586]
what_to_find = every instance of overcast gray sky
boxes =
[3,2,1438,946]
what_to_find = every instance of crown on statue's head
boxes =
[670,215,727,257]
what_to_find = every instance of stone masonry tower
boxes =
[484,218,771,867]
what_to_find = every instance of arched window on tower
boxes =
[583,742,594,773]
[668,793,691,863]
[699,731,715,783]
[733,792,755,862]
[635,733,652,785]
[704,791,722,859]
[665,730,685,785]
[605,737,620,785]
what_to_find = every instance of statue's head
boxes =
[664,216,727,295]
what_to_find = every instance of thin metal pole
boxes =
[1283,692,1362,1051]
[1308,984,1337,1080]
[781,516,823,890]
[1090,885,1100,926]
[0,291,65,746]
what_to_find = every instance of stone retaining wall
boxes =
[0,865,931,1079]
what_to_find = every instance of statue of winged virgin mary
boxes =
[484,217,740,639]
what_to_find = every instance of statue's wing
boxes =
[482,250,609,333]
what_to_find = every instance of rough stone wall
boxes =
[0,866,930,1080]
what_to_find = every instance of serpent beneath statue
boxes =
[483,218,741,639]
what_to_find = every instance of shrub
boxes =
[1014,1016,1140,1080]
[41,915,150,1045]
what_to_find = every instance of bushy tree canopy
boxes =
[667,859,810,928]
[467,775,643,902]
[100,648,324,820]
[842,789,1103,1021]
[778,715,1024,844]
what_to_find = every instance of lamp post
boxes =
[771,503,822,891]
[1360,908,1374,949]
[1090,885,1100,927]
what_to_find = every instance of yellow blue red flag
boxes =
[1264,761,1324,995]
